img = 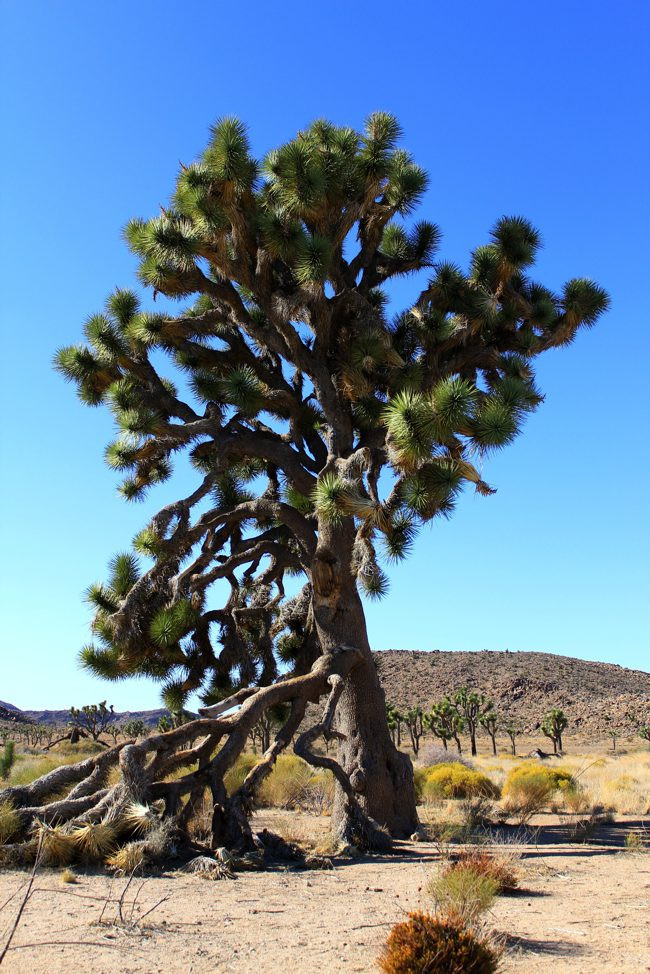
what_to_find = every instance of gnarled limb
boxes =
[0,646,365,865]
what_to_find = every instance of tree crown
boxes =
[55,112,609,709]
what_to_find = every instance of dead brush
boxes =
[106,841,146,874]
[445,848,519,893]
[31,820,77,866]
[183,849,236,880]
[121,801,162,836]
[378,910,501,974]
[70,821,117,862]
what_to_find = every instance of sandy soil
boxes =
[1,815,648,973]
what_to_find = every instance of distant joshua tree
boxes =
[403,706,425,756]
[479,709,500,756]
[503,720,520,756]
[123,718,147,739]
[541,707,568,754]
[453,688,494,757]
[426,699,464,754]
[69,701,115,743]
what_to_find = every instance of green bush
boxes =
[428,866,498,922]
[378,910,500,974]
[418,763,500,802]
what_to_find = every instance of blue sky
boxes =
[1,0,648,711]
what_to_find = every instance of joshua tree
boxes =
[403,706,425,756]
[453,688,494,757]
[123,719,147,739]
[69,701,115,743]
[3,113,607,863]
[503,720,520,756]
[541,707,568,754]
[0,741,15,781]
[386,704,404,747]
[426,699,464,753]
[638,725,650,747]
[479,708,500,756]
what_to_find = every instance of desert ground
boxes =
[1,807,648,973]
[1,741,649,972]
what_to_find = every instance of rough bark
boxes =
[311,523,419,839]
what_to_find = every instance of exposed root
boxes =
[0,646,368,871]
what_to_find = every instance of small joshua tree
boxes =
[69,701,115,743]
[638,724,650,748]
[0,741,15,780]
[503,720,520,756]
[453,688,493,757]
[403,706,425,756]
[386,703,404,747]
[541,707,568,754]
[426,699,464,753]
[479,708,500,756]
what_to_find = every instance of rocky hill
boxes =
[3,650,649,737]
[375,650,650,736]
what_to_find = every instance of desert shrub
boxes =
[500,773,554,824]
[378,910,500,974]
[0,801,21,845]
[427,865,498,922]
[502,762,574,796]
[0,741,15,780]
[501,762,575,823]
[446,849,518,893]
[420,763,500,802]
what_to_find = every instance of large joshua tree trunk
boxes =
[311,523,419,840]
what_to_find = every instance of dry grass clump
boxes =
[70,821,117,861]
[417,763,500,803]
[32,821,78,866]
[446,849,518,893]
[106,841,146,874]
[378,910,501,974]
[60,868,77,883]
[0,801,21,845]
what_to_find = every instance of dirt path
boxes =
[1,838,648,973]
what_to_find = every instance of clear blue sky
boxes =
[1,0,648,711]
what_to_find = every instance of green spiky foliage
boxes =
[453,688,494,757]
[55,112,608,714]
[541,707,569,754]
[0,740,15,780]
[425,699,465,754]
